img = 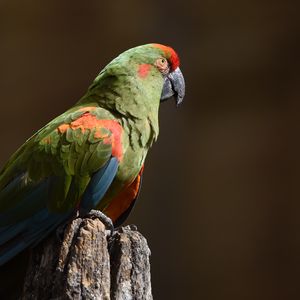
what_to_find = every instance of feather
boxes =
[80,157,118,214]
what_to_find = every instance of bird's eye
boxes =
[155,58,169,74]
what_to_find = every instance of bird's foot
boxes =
[128,224,138,231]
[84,209,114,236]
[116,224,138,232]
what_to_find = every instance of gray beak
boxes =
[160,67,185,106]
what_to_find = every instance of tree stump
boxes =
[20,217,152,300]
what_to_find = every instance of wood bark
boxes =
[21,217,152,300]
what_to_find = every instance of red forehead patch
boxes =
[152,44,180,71]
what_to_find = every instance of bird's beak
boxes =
[160,67,185,106]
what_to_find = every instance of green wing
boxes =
[0,107,117,219]
[0,107,122,265]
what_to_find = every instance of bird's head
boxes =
[127,43,185,106]
[126,43,185,106]
[82,44,185,119]
[103,44,185,105]
[150,43,185,106]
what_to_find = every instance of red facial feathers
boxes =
[152,44,180,71]
[138,64,152,78]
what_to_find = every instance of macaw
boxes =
[0,43,185,266]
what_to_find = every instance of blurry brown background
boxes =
[1,0,299,299]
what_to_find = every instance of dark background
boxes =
[1,1,299,299]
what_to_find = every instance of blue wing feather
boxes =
[80,157,118,214]
[0,157,118,266]
[0,212,65,265]
[0,176,71,265]
[0,222,27,245]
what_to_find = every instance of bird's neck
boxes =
[78,72,162,143]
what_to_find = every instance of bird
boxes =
[0,43,185,266]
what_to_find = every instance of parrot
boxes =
[0,43,185,266]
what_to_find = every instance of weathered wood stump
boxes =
[21,217,152,300]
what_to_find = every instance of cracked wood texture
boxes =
[21,217,152,300]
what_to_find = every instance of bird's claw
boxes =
[84,209,114,236]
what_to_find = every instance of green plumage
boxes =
[0,44,167,219]
[0,43,185,266]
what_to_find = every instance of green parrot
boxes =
[0,43,185,265]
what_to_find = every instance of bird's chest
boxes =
[116,118,154,177]
[117,125,150,183]
[96,150,145,213]
[96,118,156,213]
